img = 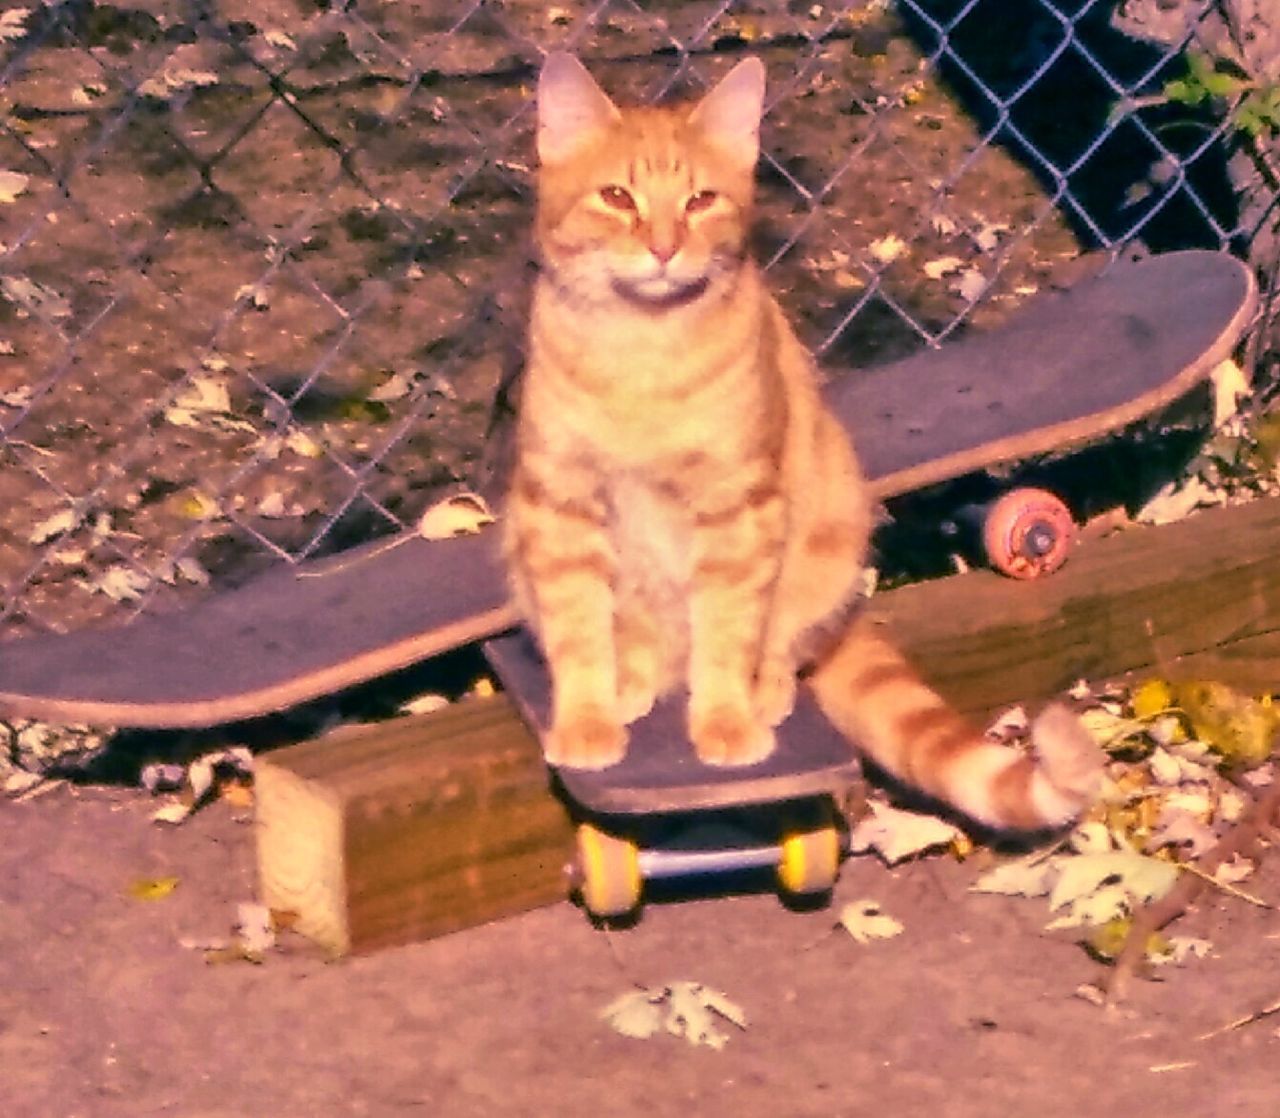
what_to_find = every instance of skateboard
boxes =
[0,249,1254,743]
[485,629,858,916]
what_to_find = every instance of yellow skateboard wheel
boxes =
[777,825,840,895]
[576,823,642,917]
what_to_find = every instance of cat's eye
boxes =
[598,185,638,212]
[684,190,719,214]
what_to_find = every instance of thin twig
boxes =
[1178,860,1271,909]
[1197,993,1280,1041]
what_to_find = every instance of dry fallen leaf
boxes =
[923,255,964,280]
[0,170,29,204]
[1150,936,1212,967]
[89,566,152,603]
[970,857,1055,899]
[869,234,907,264]
[151,802,193,826]
[417,492,496,540]
[2,275,71,319]
[837,899,904,944]
[28,507,78,546]
[1209,359,1250,427]
[601,983,747,1050]
[0,9,30,43]
[1170,680,1277,768]
[400,693,450,715]
[1136,476,1224,526]
[952,269,987,301]
[126,876,180,901]
[847,801,961,865]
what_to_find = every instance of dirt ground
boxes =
[3,780,1278,1117]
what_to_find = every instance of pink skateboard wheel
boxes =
[981,487,1074,579]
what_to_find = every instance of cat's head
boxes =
[534,53,764,309]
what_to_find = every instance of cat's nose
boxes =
[649,241,678,265]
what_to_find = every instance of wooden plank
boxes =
[255,695,573,956]
[865,496,1280,715]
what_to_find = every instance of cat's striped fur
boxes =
[504,53,1101,830]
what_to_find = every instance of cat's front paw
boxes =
[690,704,775,767]
[545,705,628,769]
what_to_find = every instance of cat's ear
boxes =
[538,53,621,165]
[687,57,765,169]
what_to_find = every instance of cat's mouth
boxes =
[611,274,710,309]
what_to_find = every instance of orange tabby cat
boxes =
[504,53,1101,830]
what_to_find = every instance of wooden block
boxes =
[255,695,573,956]
[867,496,1280,715]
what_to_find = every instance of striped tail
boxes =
[807,617,1103,831]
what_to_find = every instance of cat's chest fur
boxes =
[527,279,768,472]
[611,472,694,596]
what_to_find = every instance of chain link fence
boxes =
[0,0,1276,641]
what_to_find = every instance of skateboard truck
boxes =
[566,806,844,919]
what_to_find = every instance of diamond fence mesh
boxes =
[0,0,1276,641]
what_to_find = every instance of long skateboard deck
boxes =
[849,249,1255,500]
[485,631,860,814]
[0,529,515,727]
[0,250,1255,728]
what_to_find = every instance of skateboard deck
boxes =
[0,528,515,727]
[847,250,1255,502]
[0,249,1255,729]
[485,630,860,814]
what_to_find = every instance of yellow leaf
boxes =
[219,780,255,809]
[1086,917,1169,962]
[1130,678,1173,721]
[179,491,219,520]
[126,875,180,901]
[1251,410,1280,469]
[1170,680,1277,767]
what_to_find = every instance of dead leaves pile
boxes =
[143,746,255,825]
[1,719,111,795]
[1136,367,1279,528]
[972,677,1276,975]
